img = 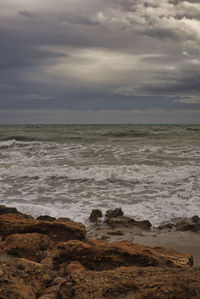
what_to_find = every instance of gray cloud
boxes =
[0,0,199,123]
[18,10,35,18]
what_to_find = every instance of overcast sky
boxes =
[0,0,200,124]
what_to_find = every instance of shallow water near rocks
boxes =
[0,124,200,226]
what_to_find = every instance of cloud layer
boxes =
[0,0,199,123]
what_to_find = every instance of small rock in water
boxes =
[89,209,103,222]
[105,216,151,230]
[158,223,175,230]
[104,208,151,230]
[136,219,152,230]
[105,208,124,219]
[175,215,200,232]
[191,215,199,223]
[105,216,135,227]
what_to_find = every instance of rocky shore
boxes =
[1,205,200,298]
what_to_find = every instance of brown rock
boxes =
[175,216,200,232]
[105,215,152,230]
[58,261,87,277]
[135,219,152,230]
[89,209,103,222]
[56,217,73,222]
[52,240,193,271]
[0,205,33,219]
[37,216,56,221]
[65,261,86,274]
[0,214,86,242]
[1,233,53,262]
[105,215,135,227]
[105,207,124,218]
[57,265,200,299]
[38,277,66,299]
[0,257,50,299]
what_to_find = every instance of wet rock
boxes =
[56,265,200,299]
[175,215,200,232]
[105,207,124,218]
[1,233,53,262]
[37,216,56,221]
[105,215,135,227]
[0,214,86,242]
[89,209,103,222]
[158,223,175,230]
[191,215,200,223]
[107,230,124,236]
[105,215,152,230]
[0,205,33,219]
[135,219,152,230]
[0,257,50,299]
[52,239,193,271]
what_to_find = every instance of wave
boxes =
[102,130,151,138]
[1,164,198,183]
[1,136,37,142]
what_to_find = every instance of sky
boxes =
[0,0,200,124]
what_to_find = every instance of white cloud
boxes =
[34,46,161,88]
[92,0,200,44]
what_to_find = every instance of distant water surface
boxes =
[0,124,199,226]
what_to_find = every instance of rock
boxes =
[0,205,199,298]
[59,261,87,277]
[107,230,124,236]
[158,223,175,230]
[37,216,56,221]
[105,215,135,227]
[1,233,53,262]
[56,217,73,222]
[191,215,199,223]
[135,219,152,230]
[175,216,200,232]
[0,257,50,299]
[65,261,86,274]
[0,214,86,242]
[0,205,33,219]
[105,215,152,230]
[57,265,138,299]
[38,277,66,299]
[89,209,103,222]
[52,240,193,271]
[105,208,124,218]
[56,264,200,299]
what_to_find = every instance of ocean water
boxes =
[0,124,200,226]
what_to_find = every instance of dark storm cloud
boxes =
[0,28,67,71]
[0,0,199,123]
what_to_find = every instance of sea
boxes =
[0,124,199,226]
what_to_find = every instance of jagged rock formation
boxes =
[0,206,200,299]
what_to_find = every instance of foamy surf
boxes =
[0,124,199,226]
